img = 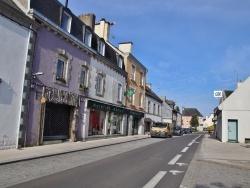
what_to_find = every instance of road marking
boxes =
[181,147,189,152]
[188,142,193,146]
[169,170,184,175]
[168,154,182,165]
[176,163,188,166]
[143,171,167,188]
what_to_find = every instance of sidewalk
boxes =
[181,133,250,188]
[0,135,150,165]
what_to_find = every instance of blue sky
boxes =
[59,0,250,117]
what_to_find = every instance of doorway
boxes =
[228,120,238,142]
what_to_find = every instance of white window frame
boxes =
[129,88,135,105]
[118,56,123,69]
[139,93,143,108]
[117,83,122,102]
[153,104,156,114]
[148,101,150,113]
[140,71,144,86]
[79,65,88,89]
[98,41,105,56]
[56,56,66,81]
[131,64,136,81]
[61,11,72,33]
[97,74,103,95]
[84,29,92,47]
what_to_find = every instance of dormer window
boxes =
[84,30,92,47]
[118,56,123,69]
[61,12,72,32]
[98,41,105,56]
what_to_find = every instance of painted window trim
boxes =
[98,40,105,56]
[79,61,89,92]
[96,70,106,97]
[84,28,92,47]
[131,64,136,81]
[53,49,72,86]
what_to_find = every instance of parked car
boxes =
[183,128,192,134]
[151,122,173,138]
[173,126,183,136]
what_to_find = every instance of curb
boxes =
[0,136,150,165]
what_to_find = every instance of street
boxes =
[1,134,202,188]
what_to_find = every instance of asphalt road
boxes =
[9,134,202,188]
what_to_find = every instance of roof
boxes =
[145,86,163,103]
[182,108,203,117]
[219,90,234,104]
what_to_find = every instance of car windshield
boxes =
[174,126,181,130]
[153,123,167,128]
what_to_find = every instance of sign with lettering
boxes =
[214,91,222,98]
[87,100,144,118]
[43,87,79,106]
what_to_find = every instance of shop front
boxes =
[86,99,145,138]
[40,87,79,144]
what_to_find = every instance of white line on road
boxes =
[168,154,182,165]
[181,147,189,152]
[143,171,167,188]
[188,142,193,146]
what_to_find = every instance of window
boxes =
[129,88,135,105]
[139,93,143,107]
[158,105,160,115]
[118,56,123,69]
[140,71,144,86]
[61,12,71,32]
[117,84,122,102]
[153,104,156,114]
[96,71,105,96]
[56,57,65,82]
[148,101,150,113]
[131,64,136,81]
[84,30,92,47]
[54,49,72,86]
[79,65,88,90]
[98,41,105,56]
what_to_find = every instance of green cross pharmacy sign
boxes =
[124,89,134,96]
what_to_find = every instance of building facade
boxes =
[182,107,203,129]
[214,78,250,143]
[0,0,38,150]
[144,84,163,134]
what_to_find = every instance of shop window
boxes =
[61,12,72,33]
[54,49,72,86]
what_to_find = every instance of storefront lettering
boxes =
[43,87,79,106]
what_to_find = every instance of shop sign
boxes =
[43,87,79,106]
[87,100,144,118]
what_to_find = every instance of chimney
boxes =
[13,0,30,13]
[78,14,96,30]
[237,80,243,88]
[146,83,152,89]
[119,42,133,53]
[95,18,111,41]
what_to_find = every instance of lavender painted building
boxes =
[11,0,127,147]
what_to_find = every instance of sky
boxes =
[59,0,250,117]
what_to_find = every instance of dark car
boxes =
[183,128,192,134]
[173,126,183,136]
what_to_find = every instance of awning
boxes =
[144,118,153,122]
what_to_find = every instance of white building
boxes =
[214,77,250,143]
[0,1,37,149]
[203,113,214,129]
[144,84,163,134]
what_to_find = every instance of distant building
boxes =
[182,108,203,129]
[144,84,163,134]
[203,113,214,129]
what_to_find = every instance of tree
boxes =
[190,115,199,130]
